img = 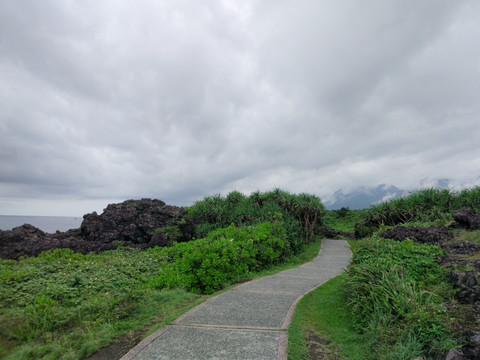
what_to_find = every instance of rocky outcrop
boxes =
[380,218,480,359]
[464,331,480,359]
[449,271,480,304]
[380,226,452,244]
[438,348,464,360]
[0,225,118,259]
[441,242,480,255]
[450,209,480,230]
[81,199,189,245]
[0,199,197,260]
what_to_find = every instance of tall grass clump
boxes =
[187,189,326,253]
[455,186,480,210]
[345,236,458,359]
[355,187,480,237]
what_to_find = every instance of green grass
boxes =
[0,248,204,360]
[345,237,458,359]
[450,229,480,244]
[288,273,369,360]
[289,235,459,360]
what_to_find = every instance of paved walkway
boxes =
[121,239,351,360]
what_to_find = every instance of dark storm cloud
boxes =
[0,0,479,215]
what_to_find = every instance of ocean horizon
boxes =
[0,215,83,233]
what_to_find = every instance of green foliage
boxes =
[353,221,376,239]
[345,237,458,359]
[456,187,480,210]
[155,224,181,242]
[0,220,313,359]
[0,248,201,360]
[187,189,326,253]
[356,187,480,232]
[148,222,287,294]
[323,209,367,236]
[334,207,350,218]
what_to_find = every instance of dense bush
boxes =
[345,237,457,359]
[187,189,325,253]
[355,187,480,235]
[148,221,287,294]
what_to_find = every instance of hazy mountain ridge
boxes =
[324,178,480,210]
[324,184,404,210]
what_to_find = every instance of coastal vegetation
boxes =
[290,187,480,359]
[355,187,480,237]
[1,187,479,359]
[0,189,326,359]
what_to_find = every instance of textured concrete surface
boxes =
[120,239,351,360]
[176,291,298,328]
[133,326,283,360]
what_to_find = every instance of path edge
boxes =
[278,239,352,358]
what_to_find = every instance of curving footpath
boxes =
[120,239,351,360]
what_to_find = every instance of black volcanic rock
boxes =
[0,199,196,260]
[449,270,480,304]
[380,226,452,244]
[451,209,480,230]
[441,242,480,256]
[0,226,118,259]
[81,199,186,245]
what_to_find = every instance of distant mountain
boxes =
[324,184,408,210]
[324,179,480,210]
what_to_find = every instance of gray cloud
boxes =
[0,0,479,215]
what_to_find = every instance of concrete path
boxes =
[121,239,351,360]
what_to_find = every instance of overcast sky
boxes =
[1,0,479,216]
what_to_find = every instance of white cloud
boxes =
[0,0,479,215]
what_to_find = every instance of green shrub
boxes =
[353,221,376,239]
[148,222,287,294]
[334,207,351,218]
[187,189,325,254]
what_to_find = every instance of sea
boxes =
[0,215,83,234]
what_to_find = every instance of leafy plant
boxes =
[148,222,287,294]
